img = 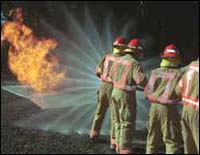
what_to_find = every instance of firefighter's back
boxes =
[112,53,144,99]
[145,44,183,154]
[145,67,183,104]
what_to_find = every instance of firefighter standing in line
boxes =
[176,59,199,154]
[144,44,183,154]
[90,37,126,150]
[111,38,147,154]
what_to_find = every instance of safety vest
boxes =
[145,67,183,104]
[178,61,199,109]
[111,54,146,91]
[96,54,120,83]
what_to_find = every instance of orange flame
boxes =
[1,8,66,92]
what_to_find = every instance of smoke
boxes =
[120,19,139,39]
[140,35,156,56]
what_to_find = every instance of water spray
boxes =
[1,3,158,135]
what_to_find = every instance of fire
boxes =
[1,8,66,92]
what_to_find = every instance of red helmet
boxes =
[113,37,126,47]
[127,38,139,49]
[161,44,180,58]
[124,38,143,53]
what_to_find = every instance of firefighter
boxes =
[90,37,126,150]
[145,44,183,154]
[111,38,147,154]
[176,59,199,154]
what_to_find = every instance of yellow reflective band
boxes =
[160,58,181,67]
[113,47,122,54]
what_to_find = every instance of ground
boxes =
[1,86,184,154]
[1,89,149,154]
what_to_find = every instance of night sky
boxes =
[1,1,199,65]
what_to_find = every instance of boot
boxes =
[119,148,133,154]
[90,130,99,140]
[110,138,116,150]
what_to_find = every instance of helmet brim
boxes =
[161,53,180,58]
[124,48,141,53]
[113,44,126,48]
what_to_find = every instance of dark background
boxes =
[1,1,199,73]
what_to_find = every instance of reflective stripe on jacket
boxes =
[177,60,199,109]
[145,67,183,104]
